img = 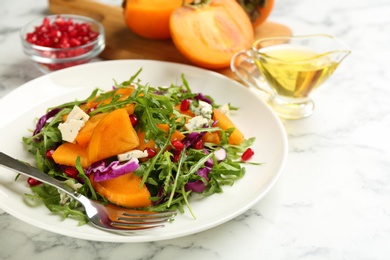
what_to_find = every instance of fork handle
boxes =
[0,152,79,200]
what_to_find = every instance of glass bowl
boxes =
[20,14,105,74]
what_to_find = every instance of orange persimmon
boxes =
[170,0,254,69]
[156,123,185,141]
[52,142,90,168]
[237,0,275,28]
[90,173,151,208]
[202,131,221,145]
[76,105,135,148]
[76,112,108,147]
[87,108,139,164]
[123,0,190,40]
[81,88,135,112]
[213,109,245,145]
[136,130,156,151]
[123,103,136,115]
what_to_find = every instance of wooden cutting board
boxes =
[48,0,292,79]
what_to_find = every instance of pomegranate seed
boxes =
[81,36,91,44]
[41,38,51,47]
[193,139,204,150]
[89,31,98,39]
[50,29,62,39]
[241,148,254,161]
[129,114,138,126]
[57,52,67,59]
[45,149,55,159]
[69,29,77,38]
[27,177,41,186]
[69,38,81,47]
[72,48,86,56]
[26,33,37,43]
[144,147,157,158]
[59,36,70,48]
[78,24,89,36]
[54,16,65,26]
[173,151,181,163]
[180,99,191,112]
[42,17,51,27]
[63,167,79,178]
[87,105,97,113]
[172,140,184,151]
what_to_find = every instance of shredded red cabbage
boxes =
[33,108,62,136]
[185,180,206,193]
[182,131,206,148]
[152,185,167,206]
[194,93,212,104]
[86,158,140,182]
[205,158,213,168]
[196,167,210,179]
[185,167,211,193]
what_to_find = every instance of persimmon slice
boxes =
[52,142,90,168]
[170,0,254,69]
[90,173,151,208]
[76,112,108,147]
[213,109,244,145]
[87,108,139,164]
[156,124,186,141]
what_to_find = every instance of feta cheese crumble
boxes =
[58,106,90,143]
[218,104,230,117]
[185,115,209,131]
[117,149,149,162]
[195,100,213,119]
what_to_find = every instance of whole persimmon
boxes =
[123,0,190,40]
[169,0,255,69]
[237,0,275,28]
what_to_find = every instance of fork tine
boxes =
[104,204,177,224]
[105,204,176,217]
[121,210,177,219]
[115,216,173,224]
[109,221,165,230]
[115,211,177,224]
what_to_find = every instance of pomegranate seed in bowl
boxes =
[20,15,105,73]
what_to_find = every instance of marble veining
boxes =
[1,0,390,259]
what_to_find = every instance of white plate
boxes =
[0,60,287,242]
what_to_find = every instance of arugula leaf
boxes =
[27,184,88,225]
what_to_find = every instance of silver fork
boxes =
[0,152,177,233]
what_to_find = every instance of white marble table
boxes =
[1,0,389,259]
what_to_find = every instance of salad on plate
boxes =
[21,68,257,225]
